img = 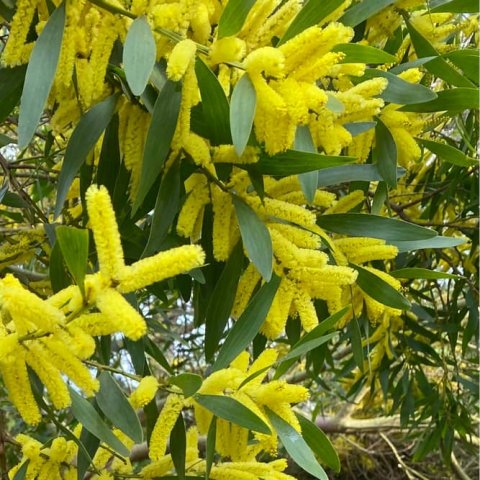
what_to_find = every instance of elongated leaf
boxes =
[205,417,216,480]
[317,164,405,187]
[363,69,437,104]
[374,118,397,187]
[0,65,26,122]
[233,196,272,282]
[230,73,256,156]
[218,0,256,37]
[97,114,121,196]
[143,161,181,257]
[123,16,156,95]
[258,151,355,175]
[333,43,396,64]
[169,373,202,398]
[406,20,473,88]
[390,268,462,280]
[297,414,341,472]
[352,264,411,310]
[279,0,345,44]
[96,372,143,444]
[69,388,130,456]
[170,413,186,479]
[213,274,281,371]
[13,461,29,480]
[317,213,437,241]
[340,0,395,27]
[205,242,244,361]
[349,314,364,369]
[344,122,376,137]
[195,394,271,434]
[442,49,479,83]
[281,332,337,363]
[77,428,100,480]
[390,236,466,252]
[326,93,345,113]
[18,2,65,148]
[431,0,479,12]
[417,138,478,167]
[295,126,318,203]
[56,226,89,294]
[401,88,480,113]
[134,80,181,212]
[266,408,329,480]
[55,94,119,218]
[195,58,231,145]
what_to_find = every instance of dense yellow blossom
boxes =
[130,375,159,409]
[167,39,197,81]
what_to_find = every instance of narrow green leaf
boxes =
[97,114,121,196]
[348,315,364,370]
[371,181,388,215]
[18,2,65,148]
[344,121,376,137]
[56,226,89,294]
[390,268,462,280]
[326,93,345,113]
[230,73,256,156]
[295,126,318,203]
[333,43,396,64]
[279,0,345,45]
[134,80,181,212]
[340,0,395,27]
[195,58,231,145]
[233,196,272,282]
[69,388,130,456]
[418,138,478,167]
[142,161,181,257]
[205,242,244,361]
[317,213,437,241]
[406,20,474,87]
[169,373,202,398]
[96,372,143,444]
[218,0,256,37]
[123,16,156,96]
[13,461,29,480]
[170,413,186,480]
[401,88,480,113]
[213,275,281,371]
[205,417,216,480]
[391,236,466,252]
[49,241,70,293]
[431,0,479,12]
[442,50,479,83]
[363,69,437,104]
[266,408,329,480]
[352,264,411,310]
[297,414,341,472]
[258,151,355,175]
[55,93,119,218]
[281,332,337,363]
[317,164,405,187]
[195,394,271,434]
[374,118,397,187]
[144,337,174,374]
[0,65,26,122]
[77,428,100,480]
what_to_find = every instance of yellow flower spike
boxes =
[24,342,71,410]
[118,244,205,293]
[325,189,365,214]
[209,36,246,65]
[177,183,211,238]
[293,290,318,332]
[245,349,278,385]
[166,39,197,81]
[190,2,211,43]
[95,288,146,340]
[70,312,117,337]
[129,375,159,409]
[0,334,18,363]
[269,223,321,249]
[334,237,399,264]
[240,0,281,43]
[183,132,212,169]
[0,275,63,335]
[244,47,285,78]
[209,467,257,480]
[248,380,308,407]
[230,351,250,372]
[232,263,261,318]
[1,0,37,66]
[212,145,260,164]
[263,197,317,227]
[149,393,185,460]
[0,354,41,425]
[261,279,295,338]
[41,336,99,397]
[86,185,125,281]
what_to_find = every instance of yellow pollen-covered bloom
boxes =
[86,185,125,280]
[149,394,185,460]
[325,190,365,214]
[167,39,197,81]
[245,47,285,78]
[212,145,260,164]
[130,376,159,409]
[209,37,246,65]
[334,237,399,264]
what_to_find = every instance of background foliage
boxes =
[0,0,478,479]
